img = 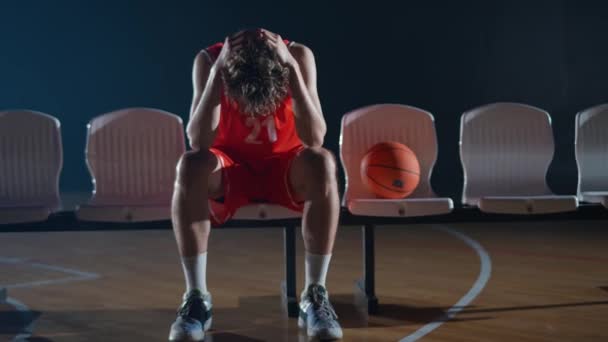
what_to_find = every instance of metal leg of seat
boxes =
[281,224,299,317]
[355,224,378,314]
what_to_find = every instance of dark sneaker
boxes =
[168,289,213,341]
[298,284,343,340]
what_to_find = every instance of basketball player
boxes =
[169,28,343,341]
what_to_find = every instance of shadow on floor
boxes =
[0,308,41,334]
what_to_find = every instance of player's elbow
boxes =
[188,135,201,151]
[303,130,325,148]
[189,141,201,151]
[188,135,214,151]
[313,123,327,146]
[186,125,200,150]
[187,131,215,151]
[186,129,209,151]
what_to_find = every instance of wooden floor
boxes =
[1,220,607,341]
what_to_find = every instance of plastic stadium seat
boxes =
[76,108,185,222]
[460,102,578,214]
[340,103,453,314]
[575,104,608,209]
[340,104,453,217]
[0,110,62,224]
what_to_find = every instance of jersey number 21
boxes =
[245,116,277,144]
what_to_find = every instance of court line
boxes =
[5,276,99,289]
[1,258,99,289]
[0,257,26,263]
[399,225,493,342]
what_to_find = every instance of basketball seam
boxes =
[365,173,416,194]
[368,146,416,154]
[367,164,420,176]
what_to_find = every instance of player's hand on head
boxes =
[260,29,296,67]
[215,33,246,71]
[229,30,247,49]
[214,37,231,71]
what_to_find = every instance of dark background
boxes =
[1,0,606,202]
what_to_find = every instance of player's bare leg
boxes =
[290,147,339,254]
[289,146,343,340]
[169,149,222,341]
[172,150,223,257]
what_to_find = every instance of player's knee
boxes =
[176,150,216,188]
[301,147,337,186]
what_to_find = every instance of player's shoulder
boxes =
[288,42,315,62]
[205,42,224,58]
[194,42,223,66]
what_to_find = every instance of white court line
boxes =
[27,262,99,278]
[399,225,493,342]
[1,258,99,289]
[5,276,98,289]
[0,257,26,263]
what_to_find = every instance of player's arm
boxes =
[287,43,327,148]
[263,30,326,147]
[187,35,246,150]
[186,50,222,151]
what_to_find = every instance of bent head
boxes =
[222,29,290,117]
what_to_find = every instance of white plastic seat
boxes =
[0,110,63,224]
[577,191,608,208]
[460,102,578,214]
[479,195,578,214]
[76,108,185,222]
[340,104,453,217]
[232,203,301,220]
[575,104,608,209]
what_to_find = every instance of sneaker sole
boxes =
[168,318,212,342]
[298,316,343,340]
[168,331,204,342]
[204,317,213,331]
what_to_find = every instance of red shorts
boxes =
[208,145,306,226]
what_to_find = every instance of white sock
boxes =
[181,252,208,294]
[305,252,332,289]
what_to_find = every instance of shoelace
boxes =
[309,286,338,321]
[178,293,205,319]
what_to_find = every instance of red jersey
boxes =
[205,41,303,161]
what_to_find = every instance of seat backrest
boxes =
[340,104,440,204]
[85,108,185,205]
[0,110,62,209]
[575,104,608,198]
[460,102,554,205]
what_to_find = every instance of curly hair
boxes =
[221,32,290,117]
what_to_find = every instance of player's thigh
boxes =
[288,146,336,200]
[176,149,225,199]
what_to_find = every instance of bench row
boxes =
[0,102,607,225]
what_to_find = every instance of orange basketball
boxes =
[361,141,420,199]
